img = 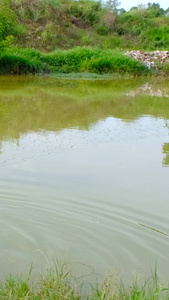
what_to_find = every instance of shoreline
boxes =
[1,46,169,77]
[0,47,151,76]
[0,263,168,299]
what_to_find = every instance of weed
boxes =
[81,34,94,46]
[0,264,168,299]
[44,0,60,10]
[0,54,42,74]
[0,0,169,51]
[0,47,150,75]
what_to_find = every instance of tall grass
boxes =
[0,263,168,299]
[0,54,42,74]
[5,0,167,51]
[0,0,168,51]
[139,26,169,50]
[0,46,149,75]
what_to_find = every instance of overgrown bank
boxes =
[0,47,150,75]
[0,264,169,299]
[3,0,169,52]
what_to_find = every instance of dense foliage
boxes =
[0,47,149,75]
[6,0,169,51]
[0,0,167,51]
[0,0,14,52]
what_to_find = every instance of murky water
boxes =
[0,76,169,282]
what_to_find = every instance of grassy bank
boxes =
[4,0,169,52]
[0,47,150,75]
[1,1,169,76]
[2,46,169,76]
[0,263,168,299]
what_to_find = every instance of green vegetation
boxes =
[0,47,149,75]
[0,263,168,299]
[0,0,15,53]
[7,0,169,51]
[0,1,169,75]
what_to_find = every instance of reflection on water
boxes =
[162,143,169,167]
[0,76,169,282]
[126,82,169,98]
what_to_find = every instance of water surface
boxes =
[0,76,169,283]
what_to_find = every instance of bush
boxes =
[65,0,102,26]
[0,46,150,75]
[0,54,42,74]
[0,0,16,39]
[97,24,109,35]
[41,47,149,75]
[0,0,17,53]
[140,25,169,50]
[81,50,149,75]
[6,47,42,59]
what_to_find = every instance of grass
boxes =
[0,263,168,299]
[1,0,169,53]
[0,46,149,75]
[9,1,169,51]
[1,1,169,76]
[0,54,42,74]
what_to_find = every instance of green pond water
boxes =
[0,75,169,283]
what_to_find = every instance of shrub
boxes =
[140,25,169,50]
[41,47,149,75]
[65,0,102,26]
[81,50,149,75]
[0,0,17,38]
[0,46,150,75]
[0,54,42,74]
[0,0,17,53]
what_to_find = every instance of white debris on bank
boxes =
[125,50,169,69]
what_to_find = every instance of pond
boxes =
[0,75,169,283]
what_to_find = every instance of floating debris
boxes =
[125,50,169,69]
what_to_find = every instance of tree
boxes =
[147,2,165,17]
[130,6,138,11]
[165,7,169,16]
[119,8,126,14]
[106,0,121,13]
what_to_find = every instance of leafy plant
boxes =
[0,54,42,74]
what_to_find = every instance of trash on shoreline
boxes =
[125,50,169,69]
